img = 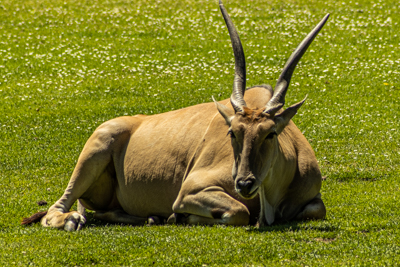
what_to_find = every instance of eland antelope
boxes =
[22,1,329,230]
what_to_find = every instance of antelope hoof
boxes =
[167,213,188,224]
[167,213,177,224]
[64,212,86,231]
[147,216,161,226]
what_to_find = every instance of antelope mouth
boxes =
[236,186,259,199]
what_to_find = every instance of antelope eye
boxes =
[266,132,276,140]
[228,129,235,138]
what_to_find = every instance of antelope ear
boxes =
[212,96,235,126]
[274,96,307,133]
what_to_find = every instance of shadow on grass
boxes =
[82,212,169,228]
[83,212,338,233]
[249,220,338,233]
[83,212,122,228]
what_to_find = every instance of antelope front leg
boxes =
[171,186,250,226]
[41,119,124,231]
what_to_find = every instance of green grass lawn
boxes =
[1,0,400,265]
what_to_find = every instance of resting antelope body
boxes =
[22,1,329,230]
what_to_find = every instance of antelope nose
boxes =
[236,179,255,198]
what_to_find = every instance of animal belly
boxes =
[116,174,182,218]
[116,132,190,218]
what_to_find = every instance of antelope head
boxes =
[214,0,329,199]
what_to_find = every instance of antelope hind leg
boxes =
[41,118,131,231]
[295,193,326,220]
[172,186,250,226]
[41,147,111,231]
[41,209,86,231]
